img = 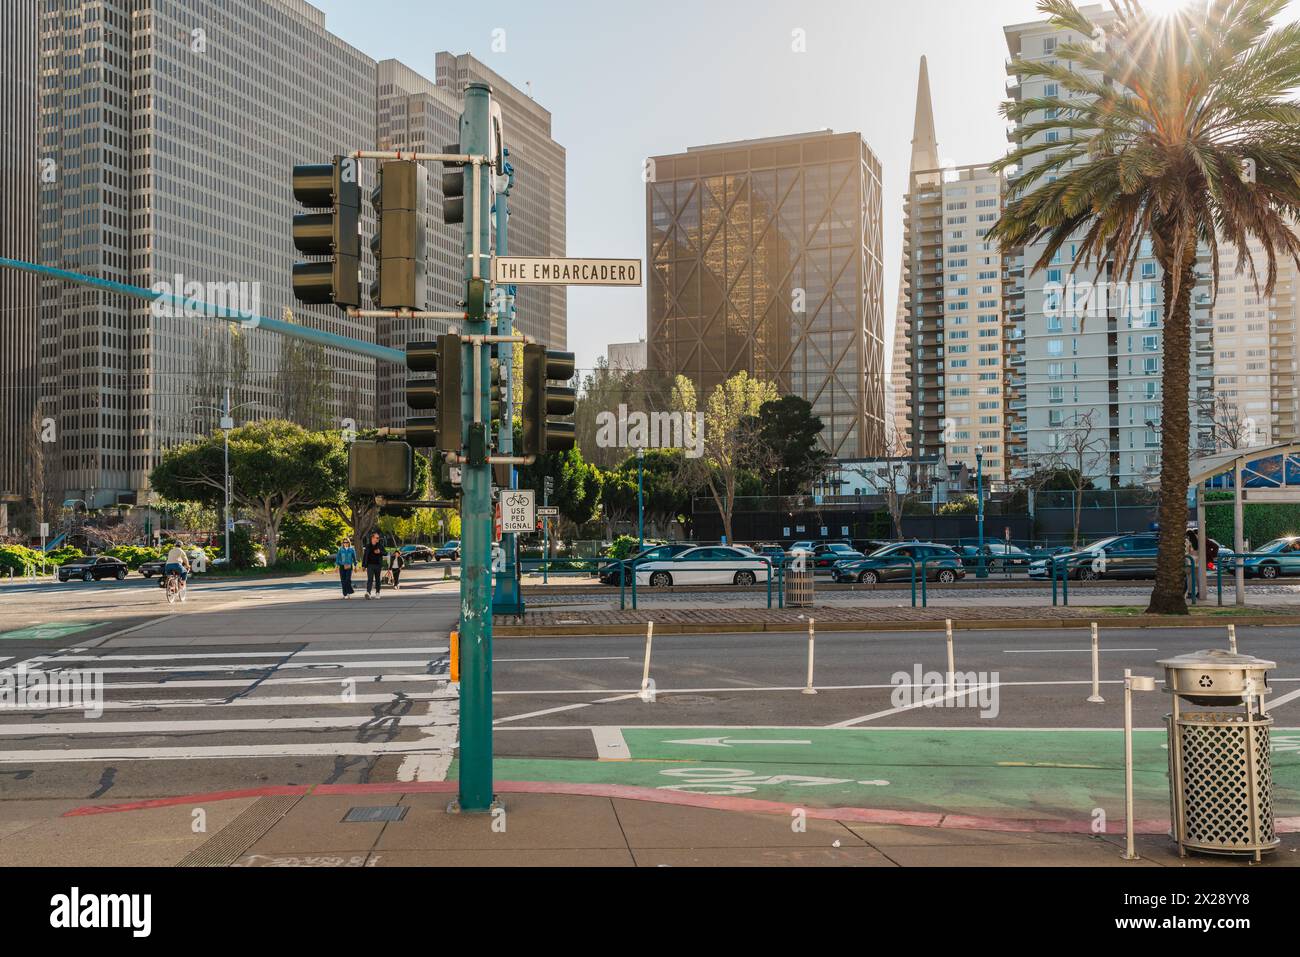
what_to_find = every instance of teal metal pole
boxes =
[455,83,495,813]
[0,257,404,365]
[637,448,645,550]
[491,150,521,616]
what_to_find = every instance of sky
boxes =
[311,0,1300,374]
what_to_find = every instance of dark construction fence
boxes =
[689,490,1164,548]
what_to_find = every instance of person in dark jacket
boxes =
[388,547,406,590]
[363,532,386,599]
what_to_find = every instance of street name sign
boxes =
[500,489,536,533]
[494,257,642,286]
[537,506,559,517]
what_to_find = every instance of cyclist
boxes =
[162,540,192,602]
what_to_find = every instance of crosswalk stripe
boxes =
[27,646,448,662]
[0,741,454,763]
[97,673,451,689]
[0,691,458,711]
[0,714,457,736]
[25,659,444,675]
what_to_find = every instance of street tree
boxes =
[847,420,922,539]
[1033,410,1108,547]
[989,0,1300,614]
[672,371,779,544]
[741,395,831,496]
[150,419,339,564]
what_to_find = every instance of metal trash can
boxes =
[784,559,814,608]
[1157,649,1278,861]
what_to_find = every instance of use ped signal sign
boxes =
[500,489,536,533]
[494,257,642,286]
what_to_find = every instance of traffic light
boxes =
[369,160,426,310]
[291,156,360,307]
[404,334,461,452]
[441,142,466,225]
[348,440,414,497]
[521,343,577,455]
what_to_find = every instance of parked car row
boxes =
[1027,532,1234,581]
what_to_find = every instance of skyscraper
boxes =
[0,0,39,525]
[373,54,567,430]
[33,0,377,509]
[1003,5,1215,486]
[646,130,886,458]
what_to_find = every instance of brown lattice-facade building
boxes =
[646,131,886,458]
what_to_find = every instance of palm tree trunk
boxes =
[1147,253,1197,615]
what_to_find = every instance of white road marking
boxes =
[1002,648,1158,654]
[25,659,442,675]
[0,691,457,711]
[397,700,460,782]
[96,673,450,690]
[0,714,456,736]
[591,726,630,759]
[29,646,447,662]
[493,693,640,724]
[663,736,812,748]
[0,741,453,763]
[495,656,630,663]
[827,682,1003,728]
[1264,686,1300,712]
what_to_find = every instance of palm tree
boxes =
[990,0,1300,614]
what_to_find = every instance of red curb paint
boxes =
[63,779,1271,838]
[63,785,311,817]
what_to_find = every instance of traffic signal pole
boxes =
[492,150,522,616]
[454,83,496,813]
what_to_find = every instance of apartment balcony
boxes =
[1006,58,1020,77]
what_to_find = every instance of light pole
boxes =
[975,445,987,579]
[637,446,645,551]
[192,390,252,564]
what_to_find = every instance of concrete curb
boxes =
[492,613,1300,637]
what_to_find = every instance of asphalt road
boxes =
[0,567,1296,819]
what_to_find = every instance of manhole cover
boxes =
[343,805,408,823]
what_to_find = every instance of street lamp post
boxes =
[975,445,987,580]
[192,389,251,564]
[637,447,645,551]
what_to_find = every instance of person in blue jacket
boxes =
[335,537,358,598]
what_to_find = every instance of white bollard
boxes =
[640,620,655,696]
[802,618,818,695]
[945,619,956,695]
[1228,623,1238,655]
[1087,622,1105,703]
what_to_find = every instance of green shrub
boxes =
[939,495,978,517]
[0,545,41,574]
[44,545,84,566]
[604,535,642,560]
[103,545,164,570]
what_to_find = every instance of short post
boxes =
[1228,623,1238,655]
[1087,622,1105,703]
[1121,669,1157,861]
[640,620,654,699]
[945,619,956,695]
[802,618,817,695]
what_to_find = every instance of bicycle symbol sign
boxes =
[500,488,535,533]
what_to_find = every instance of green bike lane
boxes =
[458,726,1300,823]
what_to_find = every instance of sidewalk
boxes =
[6,785,1296,867]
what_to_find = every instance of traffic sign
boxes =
[537,506,559,517]
[493,257,642,286]
[500,489,535,533]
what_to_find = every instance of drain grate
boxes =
[343,805,408,823]
[179,795,301,867]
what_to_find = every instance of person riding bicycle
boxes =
[162,541,192,598]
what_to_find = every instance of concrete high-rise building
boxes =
[32,0,377,509]
[900,58,1013,481]
[1210,237,1300,447]
[646,130,887,458]
[1004,5,1215,486]
[436,52,567,350]
[0,0,39,524]
[373,54,567,430]
[606,340,648,372]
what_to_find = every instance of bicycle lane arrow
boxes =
[663,736,812,748]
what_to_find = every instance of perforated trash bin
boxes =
[784,560,814,609]
[1157,649,1278,861]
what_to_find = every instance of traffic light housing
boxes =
[522,343,577,455]
[404,334,461,452]
[348,440,414,497]
[441,143,466,226]
[291,156,360,307]
[370,160,427,310]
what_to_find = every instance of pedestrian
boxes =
[388,546,405,590]
[363,531,386,599]
[335,537,357,598]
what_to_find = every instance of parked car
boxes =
[957,542,1032,569]
[831,543,966,584]
[1024,533,1225,581]
[636,546,773,587]
[756,544,786,565]
[811,542,865,570]
[433,540,461,562]
[399,544,435,563]
[139,559,165,578]
[58,555,129,583]
[598,543,694,585]
[788,541,815,555]
[1241,537,1300,579]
